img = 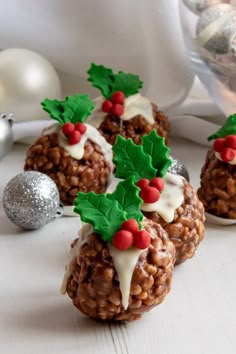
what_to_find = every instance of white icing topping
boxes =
[121,93,154,124]
[60,223,93,294]
[43,122,113,167]
[141,173,184,223]
[107,244,143,310]
[215,152,236,165]
[60,222,146,310]
[87,93,154,128]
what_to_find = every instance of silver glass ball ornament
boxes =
[168,156,190,182]
[183,0,228,15]
[3,171,63,230]
[0,113,14,160]
[228,30,236,60]
[196,4,236,55]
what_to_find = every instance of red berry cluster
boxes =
[112,219,151,251]
[213,135,236,162]
[62,122,87,145]
[136,177,164,203]
[101,91,125,117]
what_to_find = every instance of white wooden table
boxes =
[0,138,236,354]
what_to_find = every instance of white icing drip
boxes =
[87,93,154,128]
[43,122,113,167]
[108,244,143,310]
[121,93,154,124]
[60,222,144,310]
[42,122,60,135]
[215,152,236,165]
[141,173,184,223]
[60,224,93,294]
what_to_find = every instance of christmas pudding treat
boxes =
[112,131,205,265]
[198,114,236,219]
[61,177,175,321]
[24,94,113,205]
[86,63,169,145]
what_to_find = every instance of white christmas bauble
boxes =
[0,48,61,122]
[196,4,236,54]
[183,0,229,15]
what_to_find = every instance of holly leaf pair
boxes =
[41,94,94,125]
[87,63,143,99]
[113,130,171,181]
[74,176,143,242]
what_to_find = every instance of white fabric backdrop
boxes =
[0,0,225,145]
[0,0,194,109]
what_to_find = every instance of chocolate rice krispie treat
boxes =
[198,114,236,219]
[86,63,169,145]
[112,131,205,265]
[61,177,175,321]
[24,94,113,205]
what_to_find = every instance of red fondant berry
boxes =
[213,138,226,152]
[68,130,81,145]
[150,177,165,192]
[102,100,113,113]
[111,103,124,116]
[133,230,151,250]
[220,147,235,162]
[140,186,160,203]
[62,122,75,136]
[110,91,125,104]
[74,122,87,134]
[121,219,139,234]
[136,178,150,189]
[225,135,236,149]
[113,230,133,250]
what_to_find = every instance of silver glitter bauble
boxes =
[196,4,236,54]
[168,157,190,182]
[0,113,14,160]
[3,171,63,230]
[183,0,228,15]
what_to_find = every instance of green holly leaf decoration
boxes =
[112,135,156,181]
[110,71,143,97]
[87,63,143,99]
[60,94,94,124]
[87,63,114,99]
[208,114,236,141]
[41,98,64,125]
[73,178,144,243]
[74,192,127,242]
[142,130,171,177]
[41,94,94,125]
[107,176,143,228]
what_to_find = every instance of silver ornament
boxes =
[196,4,236,54]
[0,113,14,160]
[228,30,236,59]
[3,171,63,230]
[168,157,190,182]
[183,0,228,15]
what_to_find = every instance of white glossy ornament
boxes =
[183,0,229,15]
[0,48,61,122]
[0,113,14,159]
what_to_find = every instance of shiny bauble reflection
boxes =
[0,48,61,122]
